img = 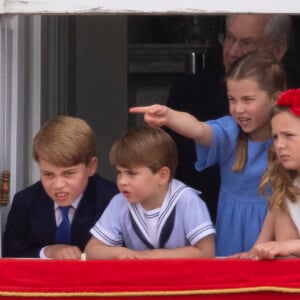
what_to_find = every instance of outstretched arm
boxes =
[44,244,82,259]
[129,104,212,147]
[135,234,215,259]
[85,236,142,259]
[254,209,275,244]
[85,235,215,260]
[253,209,300,260]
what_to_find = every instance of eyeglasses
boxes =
[223,32,272,54]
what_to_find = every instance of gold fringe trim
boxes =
[0,286,300,297]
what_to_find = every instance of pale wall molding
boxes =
[1,0,300,15]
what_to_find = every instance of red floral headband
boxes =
[276,89,300,116]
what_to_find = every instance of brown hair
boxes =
[226,52,286,172]
[259,106,300,211]
[109,126,178,178]
[33,115,96,166]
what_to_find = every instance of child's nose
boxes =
[118,174,127,186]
[274,137,284,149]
[234,101,245,113]
[53,177,66,188]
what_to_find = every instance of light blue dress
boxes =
[195,116,272,256]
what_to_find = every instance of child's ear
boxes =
[87,157,98,176]
[158,166,171,184]
[273,40,287,62]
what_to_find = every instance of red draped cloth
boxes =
[0,258,300,299]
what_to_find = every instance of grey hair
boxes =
[226,14,292,42]
[265,14,291,42]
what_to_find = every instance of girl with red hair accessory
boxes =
[276,88,300,116]
[254,88,300,259]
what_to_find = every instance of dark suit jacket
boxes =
[2,174,118,258]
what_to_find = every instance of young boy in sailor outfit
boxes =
[85,126,215,259]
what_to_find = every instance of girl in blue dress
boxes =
[130,52,287,256]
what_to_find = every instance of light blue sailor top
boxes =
[90,179,215,250]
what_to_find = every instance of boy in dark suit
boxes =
[2,115,118,259]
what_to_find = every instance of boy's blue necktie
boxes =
[55,206,72,244]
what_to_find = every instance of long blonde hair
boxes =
[225,52,286,172]
[259,106,300,211]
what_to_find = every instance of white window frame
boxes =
[2,0,300,14]
[0,15,41,243]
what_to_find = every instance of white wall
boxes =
[0,15,41,251]
[2,0,300,14]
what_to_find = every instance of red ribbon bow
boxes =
[276,89,300,116]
